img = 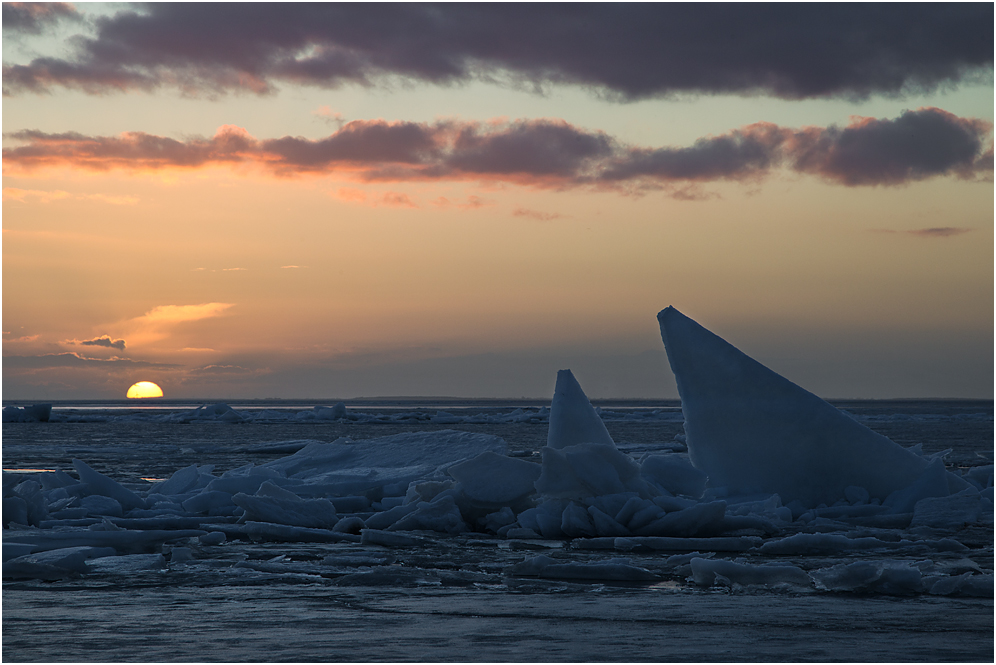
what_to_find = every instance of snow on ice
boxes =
[3,307,992,599]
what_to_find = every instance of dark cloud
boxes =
[78,335,126,351]
[2,4,991,99]
[262,120,441,170]
[604,123,789,182]
[3,127,250,169]
[447,120,614,178]
[4,109,991,190]
[603,108,993,187]
[790,108,993,185]
[2,3,79,35]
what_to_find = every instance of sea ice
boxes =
[963,465,994,490]
[389,494,468,534]
[3,325,990,593]
[657,306,967,507]
[689,557,811,588]
[3,545,116,580]
[9,480,49,526]
[364,503,418,530]
[261,430,507,497]
[560,501,597,537]
[3,528,207,554]
[633,500,728,537]
[534,442,652,500]
[810,560,925,595]
[587,505,630,537]
[512,499,568,538]
[506,554,658,582]
[232,482,338,529]
[87,553,167,574]
[72,459,146,511]
[2,404,52,422]
[317,402,348,420]
[181,490,236,514]
[447,451,541,510]
[331,565,435,587]
[150,464,201,496]
[640,455,707,498]
[883,458,971,514]
[198,531,227,546]
[360,528,433,548]
[909,489,987,529]
[242,521,359,543]
[759,533,901,555]
[546,369,615,449]
[321,552,396,567]
[612,536,762,552]
[187,403,244,422]
[332,516,365,534]
[79,495,124,517]
[925,572,994,597]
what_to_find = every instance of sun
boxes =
[126,381,164,399]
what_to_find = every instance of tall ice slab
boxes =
[547,369,616,449]
[657,306,934,507]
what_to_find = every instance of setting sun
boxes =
[126,381,164,399]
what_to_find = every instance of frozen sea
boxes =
[3,398,993,662]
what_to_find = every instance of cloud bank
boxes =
[2,4,991,99]
[5,109,991,189]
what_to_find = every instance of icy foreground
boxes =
[3,314,993,602]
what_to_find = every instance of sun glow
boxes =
[126,381,163,399]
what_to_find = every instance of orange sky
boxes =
[3,4,993,399]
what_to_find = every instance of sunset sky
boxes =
[2,3,993,400]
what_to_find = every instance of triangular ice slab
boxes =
[657,306,931,507]
[547,369,615,449]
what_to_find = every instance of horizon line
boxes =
[3,396,993,405]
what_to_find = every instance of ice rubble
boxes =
[3,309,992,596]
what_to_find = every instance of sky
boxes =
[2,3,993,401]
